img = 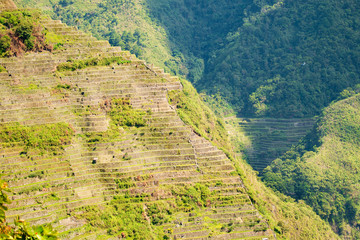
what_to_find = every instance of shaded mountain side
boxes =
[14,0,272,84]
[144,0,267,83]
[0,1,340,239]
[199,0,360,117]
[0,15,272,238]
[263,92,360,238]
[225,117,315,173]
[16,0,360,119]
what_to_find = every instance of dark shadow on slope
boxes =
[144,0,263,83]
[237,117,315,173]
[197,0,360,118]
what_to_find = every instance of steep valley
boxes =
[0,0,354,239]
[0,3,274,239]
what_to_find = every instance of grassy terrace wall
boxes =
[0,9,274,240]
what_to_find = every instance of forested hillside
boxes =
[0,1,342,239]
[14,0,178,73]
[144,0,264,83]
[199,0,360,117]
[8,0,360,239]
[16,0,360,118]
[14,0,274,105]
[263,89,360,238]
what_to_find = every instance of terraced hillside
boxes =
[0,5,274,240]
[226,117,315,173]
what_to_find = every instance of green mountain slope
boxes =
[0,1,341,239]
[15,0,360,119]
[0,11,273,237]
[263,91,360,238]
[199,0,360,117]
[13,0,268,83]
[144,0,264,83]
[14,0,179,74]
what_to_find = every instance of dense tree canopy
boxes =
[198,0,360,117]
[263,91,360,238]
[15,0,360,118]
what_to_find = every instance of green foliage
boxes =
[19,0,360,118]
[83,124,121,144]
[80,199,159,239]
[17,0,269,82]
[56,56,131,72]
[55,83,71,90]
[0,9,51,56]
[0,65,7,72]
[5,219,59,240]
[145,0,264,82]
[249,76,280,116]
[0,178,58,239]
[15,19,33,41]
[79,183,213,237]
[107,98,146,127]
[0,35,11,56]
[168,79,230,149]
[108,29,145,57]
[166,78,338,238]
[263,94,360,237]
[42,29,66,50]
[114,177,135,189]
[338,84,360,100]
[2,1,347,238]
[58,0,74,7]
[0,122,74,153]
[50,0,147,57]
[0,179,11,224]
[199,0,360,117]
[201,93,235,117]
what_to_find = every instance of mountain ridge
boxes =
[0,1,343,239]
[0,3,274,239]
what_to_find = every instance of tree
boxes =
[0,178,59,239]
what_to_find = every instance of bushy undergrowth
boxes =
[56,56,131,71]
[104,98,146,127]
[79,183,214,238]
[0,122,74,153]
[168,79,229,149]
[263,94,360,237]
[0,9,51,57]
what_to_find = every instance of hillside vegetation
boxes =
[14,0,179,74]
[0,5,276,239]
[263,91,360,238]
[0,1,354,239]
[199,0,360,117]
[16,0,360,118]
[14,0,268,83]
[166,79,339,240]
[0,177,59,239]
[0,9,51,57]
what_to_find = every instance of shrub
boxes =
[0,10,51,56]
[15,20,33,41]
[0,122,74,153]
[56,56,131,72]
[0,35,10,56]
[106,98,146,127]
[0,65,6,72]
